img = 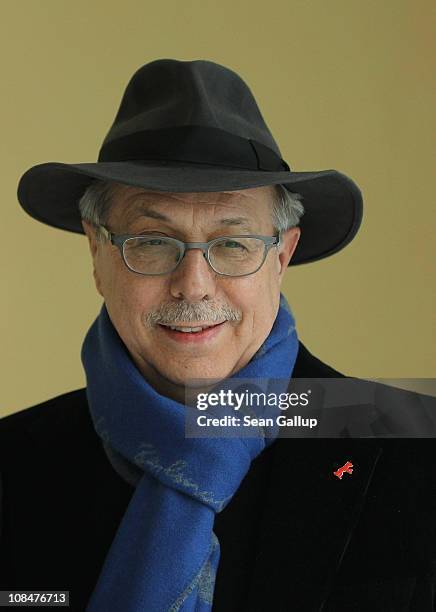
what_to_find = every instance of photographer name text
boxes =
[196,414,318,428]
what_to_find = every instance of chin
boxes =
[162,361,233,386]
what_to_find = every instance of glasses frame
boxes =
[96,224,282,277]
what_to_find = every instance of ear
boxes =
[276,227,301,279]
[81,220,99,258]
[81,220,104,297]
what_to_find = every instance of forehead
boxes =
[107,183,276,226]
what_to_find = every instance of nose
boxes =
[169,247,218,301]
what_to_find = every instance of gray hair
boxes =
[78,180,304,240]
[272,184,305,233]
[78,180,115,240]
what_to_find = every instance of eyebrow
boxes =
[132,208,255,230]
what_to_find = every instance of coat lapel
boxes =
[245,437,383,610]
[215,341,384,610]
[211,429,383,611]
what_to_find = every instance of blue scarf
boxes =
[81,293,299,611]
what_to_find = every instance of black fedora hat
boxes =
[17,58,363,266]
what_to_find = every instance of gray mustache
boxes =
[144,302,242,326]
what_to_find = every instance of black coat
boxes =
[1,342,435,611]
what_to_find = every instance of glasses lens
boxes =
[123,237,182,274]
[209,237,266,276]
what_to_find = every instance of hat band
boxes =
[98,125,291,172]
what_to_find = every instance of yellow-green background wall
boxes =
[2,1,435,416]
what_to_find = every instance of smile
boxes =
[160,323,224,333]
[158,321,227,343]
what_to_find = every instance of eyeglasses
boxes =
[96,225,281,277]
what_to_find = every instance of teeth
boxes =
[160,322,226,333]
[168,325,212,332]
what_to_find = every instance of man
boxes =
[1,59,435,611]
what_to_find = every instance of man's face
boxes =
[83,184,300,401]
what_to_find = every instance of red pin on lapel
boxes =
[334,461,353,479]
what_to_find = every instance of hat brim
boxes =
[17,161,363,266]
